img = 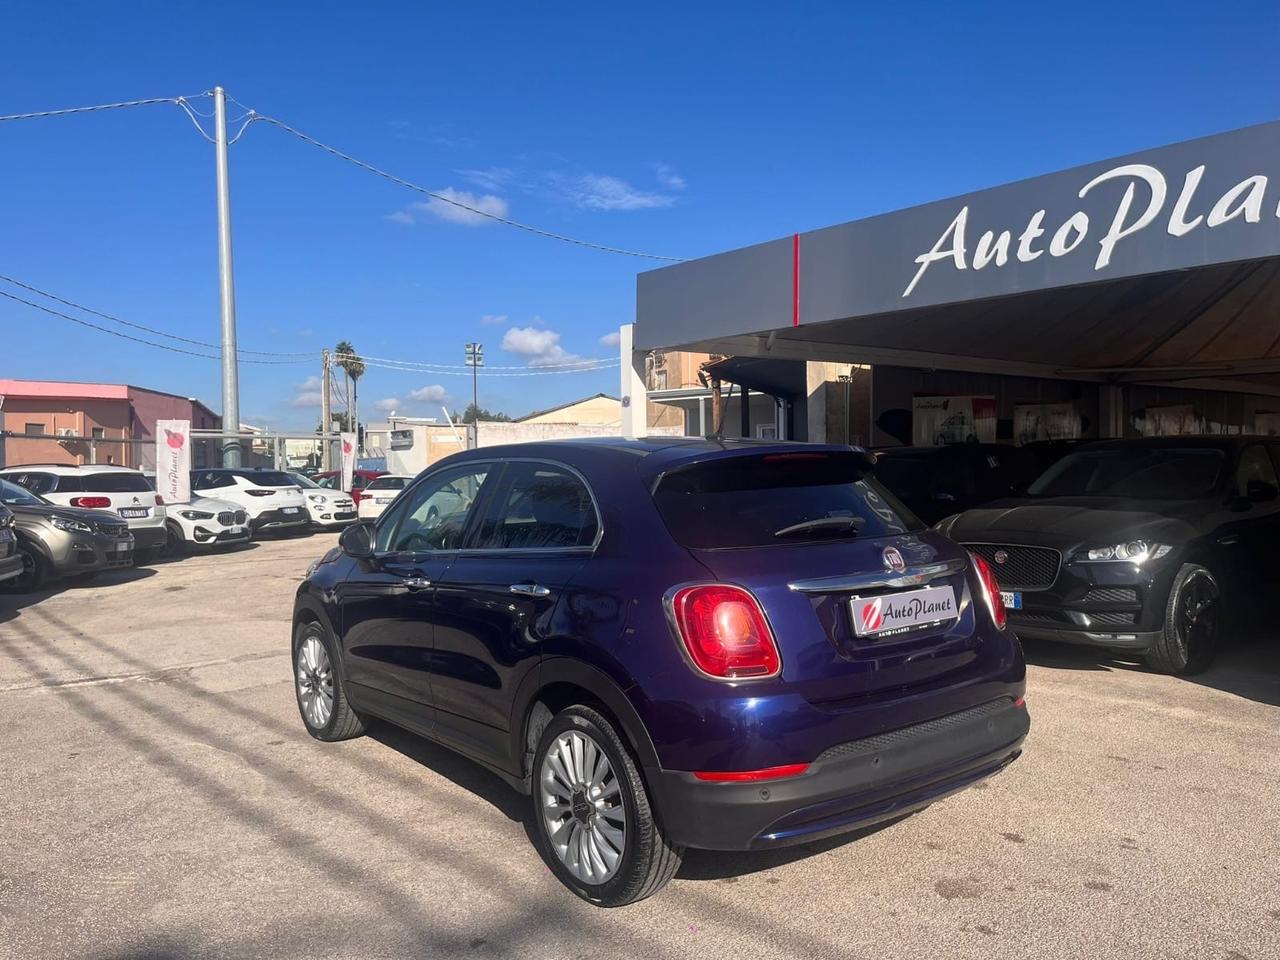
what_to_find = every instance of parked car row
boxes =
[0,464,362,593]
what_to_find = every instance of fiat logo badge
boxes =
[882,546,906,573]
[993,550,1009,565]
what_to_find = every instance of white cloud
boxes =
[561,173,675,211]
[288,375,325,408]
[480,313,509,326]
[408,384,449,403]
[501,326,603,368]
[388,188,509,227]
[653,163,687,191]
[374,397,400,413]
[458,167,514,192]
[599,331,621,348]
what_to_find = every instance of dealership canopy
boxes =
[636,120,1280,396]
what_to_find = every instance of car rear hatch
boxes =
[652,450,1012,724]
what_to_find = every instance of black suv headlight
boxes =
[0,513,13,529]
[1073,540,1172,564]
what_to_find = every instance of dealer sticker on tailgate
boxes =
[850,585,958,638]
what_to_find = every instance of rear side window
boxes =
[654,452,919,549]
[192,471,235,490]
[233,471,295,487]
[474,463,598,549]
[83,472,154,493]
[3,472,57,495]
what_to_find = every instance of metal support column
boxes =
[213,86,242,467]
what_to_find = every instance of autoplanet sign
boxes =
[904,161,1276,297]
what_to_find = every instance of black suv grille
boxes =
[97,521,128,537]
[965,543,1060,590]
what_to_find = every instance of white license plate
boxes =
[118,508,147,518]
[850,585,958,637]
[112,541,131,553]
[229,526,244,534]
[375,497,392,504]
[282,507,300,515]
[1001,591,1023,610]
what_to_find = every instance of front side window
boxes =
[376,466,491,553]
[1234,445,1278,498]
[1028,447,1224,500]
[474,463,599,550]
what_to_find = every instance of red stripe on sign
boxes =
[792,233,800,326]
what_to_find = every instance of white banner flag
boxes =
[340,432,357,493]
[155,419,192,504]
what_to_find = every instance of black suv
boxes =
[938,436,1280,674]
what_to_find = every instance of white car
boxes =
[163,496,252,555]
[0,464,168,559]
[287,472,357,529]
[189,468,310,534]
[356,474,414,520]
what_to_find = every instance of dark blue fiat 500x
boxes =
[292,438,1029,905]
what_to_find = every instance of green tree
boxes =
[334,341,366,447]
[454,404,511,425]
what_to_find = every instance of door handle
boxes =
[510,582,551,598]
[402,576,432,590]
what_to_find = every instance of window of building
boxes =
[654,371,668,390]
[24,423,45,436]
[91,427,106,440]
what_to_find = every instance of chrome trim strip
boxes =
[787,557,966,594]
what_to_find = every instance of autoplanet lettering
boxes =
[903,163,1273,297]
[882,594,955,622]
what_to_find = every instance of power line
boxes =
[346,349,620,371]
[0,288,310,365]
[0,273,313,357]
[0,94,204,124]
[242,112,687,262]
[357,356,618,377]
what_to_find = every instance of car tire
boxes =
[5,543,48,593]
[531,704,683,907]
[1146,563,1221,676]
[292,619,365,741]
[161,524,187,559]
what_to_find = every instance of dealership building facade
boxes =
[622,120,1280,448]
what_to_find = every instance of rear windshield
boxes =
[234,471,296,487]
[83,472,154,493]
[1028,447,1224,499]
[653,452,921,549]
[367,477,408,490]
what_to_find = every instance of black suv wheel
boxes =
[292,620,365,741]
[1147,563,1220,675]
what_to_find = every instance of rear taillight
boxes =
[668,584,781,679]
[246,489,274,497]
[351,489,363,504]
[154,495,164,506]
[71,496,111,508]
[970,552,1007,630]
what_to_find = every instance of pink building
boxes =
[0,379,221,469]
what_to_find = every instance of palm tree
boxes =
[334,341,366,450]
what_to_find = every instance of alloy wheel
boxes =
[1176,571,1219,660]
[295,635,335,729]
[540,730,627,884]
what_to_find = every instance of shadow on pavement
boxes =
[0,566,156,623]
[1021,634,1280,707]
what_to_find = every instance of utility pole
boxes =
[321,348,332,470]
[213,86,242,467]
[465,342,483,424]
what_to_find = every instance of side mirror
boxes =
[1247,479,1279,503]
[338,520,376,559]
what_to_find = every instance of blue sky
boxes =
[2,1,1277,430]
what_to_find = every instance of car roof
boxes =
[0,464,142,474]
[441,436,860,485]
[1074,435,1272,452]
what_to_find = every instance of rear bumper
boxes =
[647,697,1029,851]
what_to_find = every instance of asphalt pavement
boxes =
[1,535,1277,960]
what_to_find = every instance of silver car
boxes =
[0,478,134,592]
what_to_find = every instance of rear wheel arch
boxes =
[512,659,662,791]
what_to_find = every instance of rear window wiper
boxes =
[773,516,867,539]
